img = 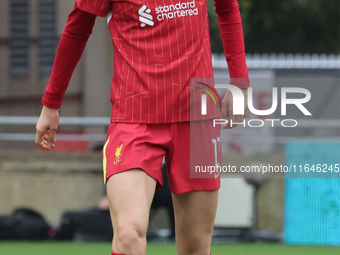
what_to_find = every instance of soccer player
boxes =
[35,0,248,254]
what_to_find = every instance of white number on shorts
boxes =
[212,137,221,168]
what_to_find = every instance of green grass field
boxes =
[1,242,340,255]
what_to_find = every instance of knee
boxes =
[178,234,211,255]
[182,244,211,255]
[116,225,147,253]
[118,227,140,249]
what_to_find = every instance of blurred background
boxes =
[0,0,340,254]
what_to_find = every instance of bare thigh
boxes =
[172,190,219,255]
[106,169,157,255]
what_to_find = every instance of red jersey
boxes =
[42,0,248,123]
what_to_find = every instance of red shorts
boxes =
[103,120,221,194]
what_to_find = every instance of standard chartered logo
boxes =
[138,1,199,27]
[156,1,199,21]
[138,5,154,27]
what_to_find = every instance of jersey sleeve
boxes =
[76,0,111,17]
[214,0,249,88]
[41,3,96,109]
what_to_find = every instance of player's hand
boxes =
[220,88,248,129]
[35,106,59,150]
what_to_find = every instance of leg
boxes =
[107,169,157,255]
[172,190,219,255]
[165,121,221,254]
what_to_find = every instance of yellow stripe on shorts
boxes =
[103,136,110,184]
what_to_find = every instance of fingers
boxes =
[221,95,231,128]
[226,114,248,129]
[223,111,243,129]
[221,89,248,129]
[221,90,238,129]
[35,106,59,150]
[223,107,234,129]
[47,128,57,148]
[234,114,245,124]
[35,128,50,150]
[43,135,56,148]
[35,129,57,150]
[244,107,249,118]
[220,100,228,120]
[223,105,248,129]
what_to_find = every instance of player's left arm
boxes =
[214,0,249,129]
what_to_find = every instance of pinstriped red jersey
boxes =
[108,0,220,123]
[44,0,248,123]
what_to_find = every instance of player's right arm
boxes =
[36,2,98,150]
